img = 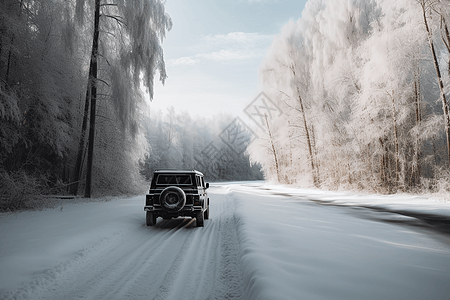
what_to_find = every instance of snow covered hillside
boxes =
[1,182,450,300]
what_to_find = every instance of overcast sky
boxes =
[149,0,308,118]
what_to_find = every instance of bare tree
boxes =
[417,0,450,165]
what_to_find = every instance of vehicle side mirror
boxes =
[205,182,209,189]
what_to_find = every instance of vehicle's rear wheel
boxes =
[196,211,204,227]
[160,186,186,212]
[146,211,157,226]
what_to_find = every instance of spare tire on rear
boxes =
[160,186,186,212]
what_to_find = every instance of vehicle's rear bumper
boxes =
[144,206,203,217]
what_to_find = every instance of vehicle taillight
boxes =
[193,195,200,205]
[146,194,153,206]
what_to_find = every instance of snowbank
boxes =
[259,183,450,220]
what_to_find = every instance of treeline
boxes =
[249,0,450,193]
[139,108,264,182]
[0,0,171,209]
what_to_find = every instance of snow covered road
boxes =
[1,182,450,300]
[0,188,245,300]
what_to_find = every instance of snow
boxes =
[230,183,450,300]
[258,183,450,219]
[1,182,450,299]
[0,198,142,296]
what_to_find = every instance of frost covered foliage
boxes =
[91,0,172,131]
[250,0,450,193]
[0,0,171,209]
[0,0,80,205]
[139,108,264,182]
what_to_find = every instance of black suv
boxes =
[144,170,210,227]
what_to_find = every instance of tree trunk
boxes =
[439,12,450,77]
[445,24,450,76]
[289,63,319,187]
[5,37,13,86]
[420,0,450,166]
[379,138,386,189]
[296,87,318,187]
[310,123,320,185]
[5,0,23,87]
[264,115,281,183]
[413,67,422,186]
[389,91,400,187]
[71,90,91,195]
[84,0,101,198]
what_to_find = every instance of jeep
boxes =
[144,170,210,227]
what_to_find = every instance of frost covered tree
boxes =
[252,0,449,193]
[255,0,380,187]
[71,0,172,197]
[1,0,81,204]
[257,21,319,186]
[0,0,172,208]
[416,0,450,165]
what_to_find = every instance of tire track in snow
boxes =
[86,225,196,300]
[209,194,246,300]
[1,188,245,300]
[13,223,187,300]
[150,192,245,300]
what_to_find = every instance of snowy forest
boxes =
[0,0,261,210]
[2,0,450,211]
[0,0,173,208]
[249,0,450,193]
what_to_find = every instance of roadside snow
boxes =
[258,182,450,219]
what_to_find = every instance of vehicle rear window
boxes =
[156,174,192,185]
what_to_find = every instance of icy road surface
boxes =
[1,182,450,300]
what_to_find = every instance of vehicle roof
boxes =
[153,169,204,176]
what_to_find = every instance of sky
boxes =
[149,0,308,118]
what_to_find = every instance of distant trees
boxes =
[0,0,171,208]
[139,109,264,182]
[250,0,450,193]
